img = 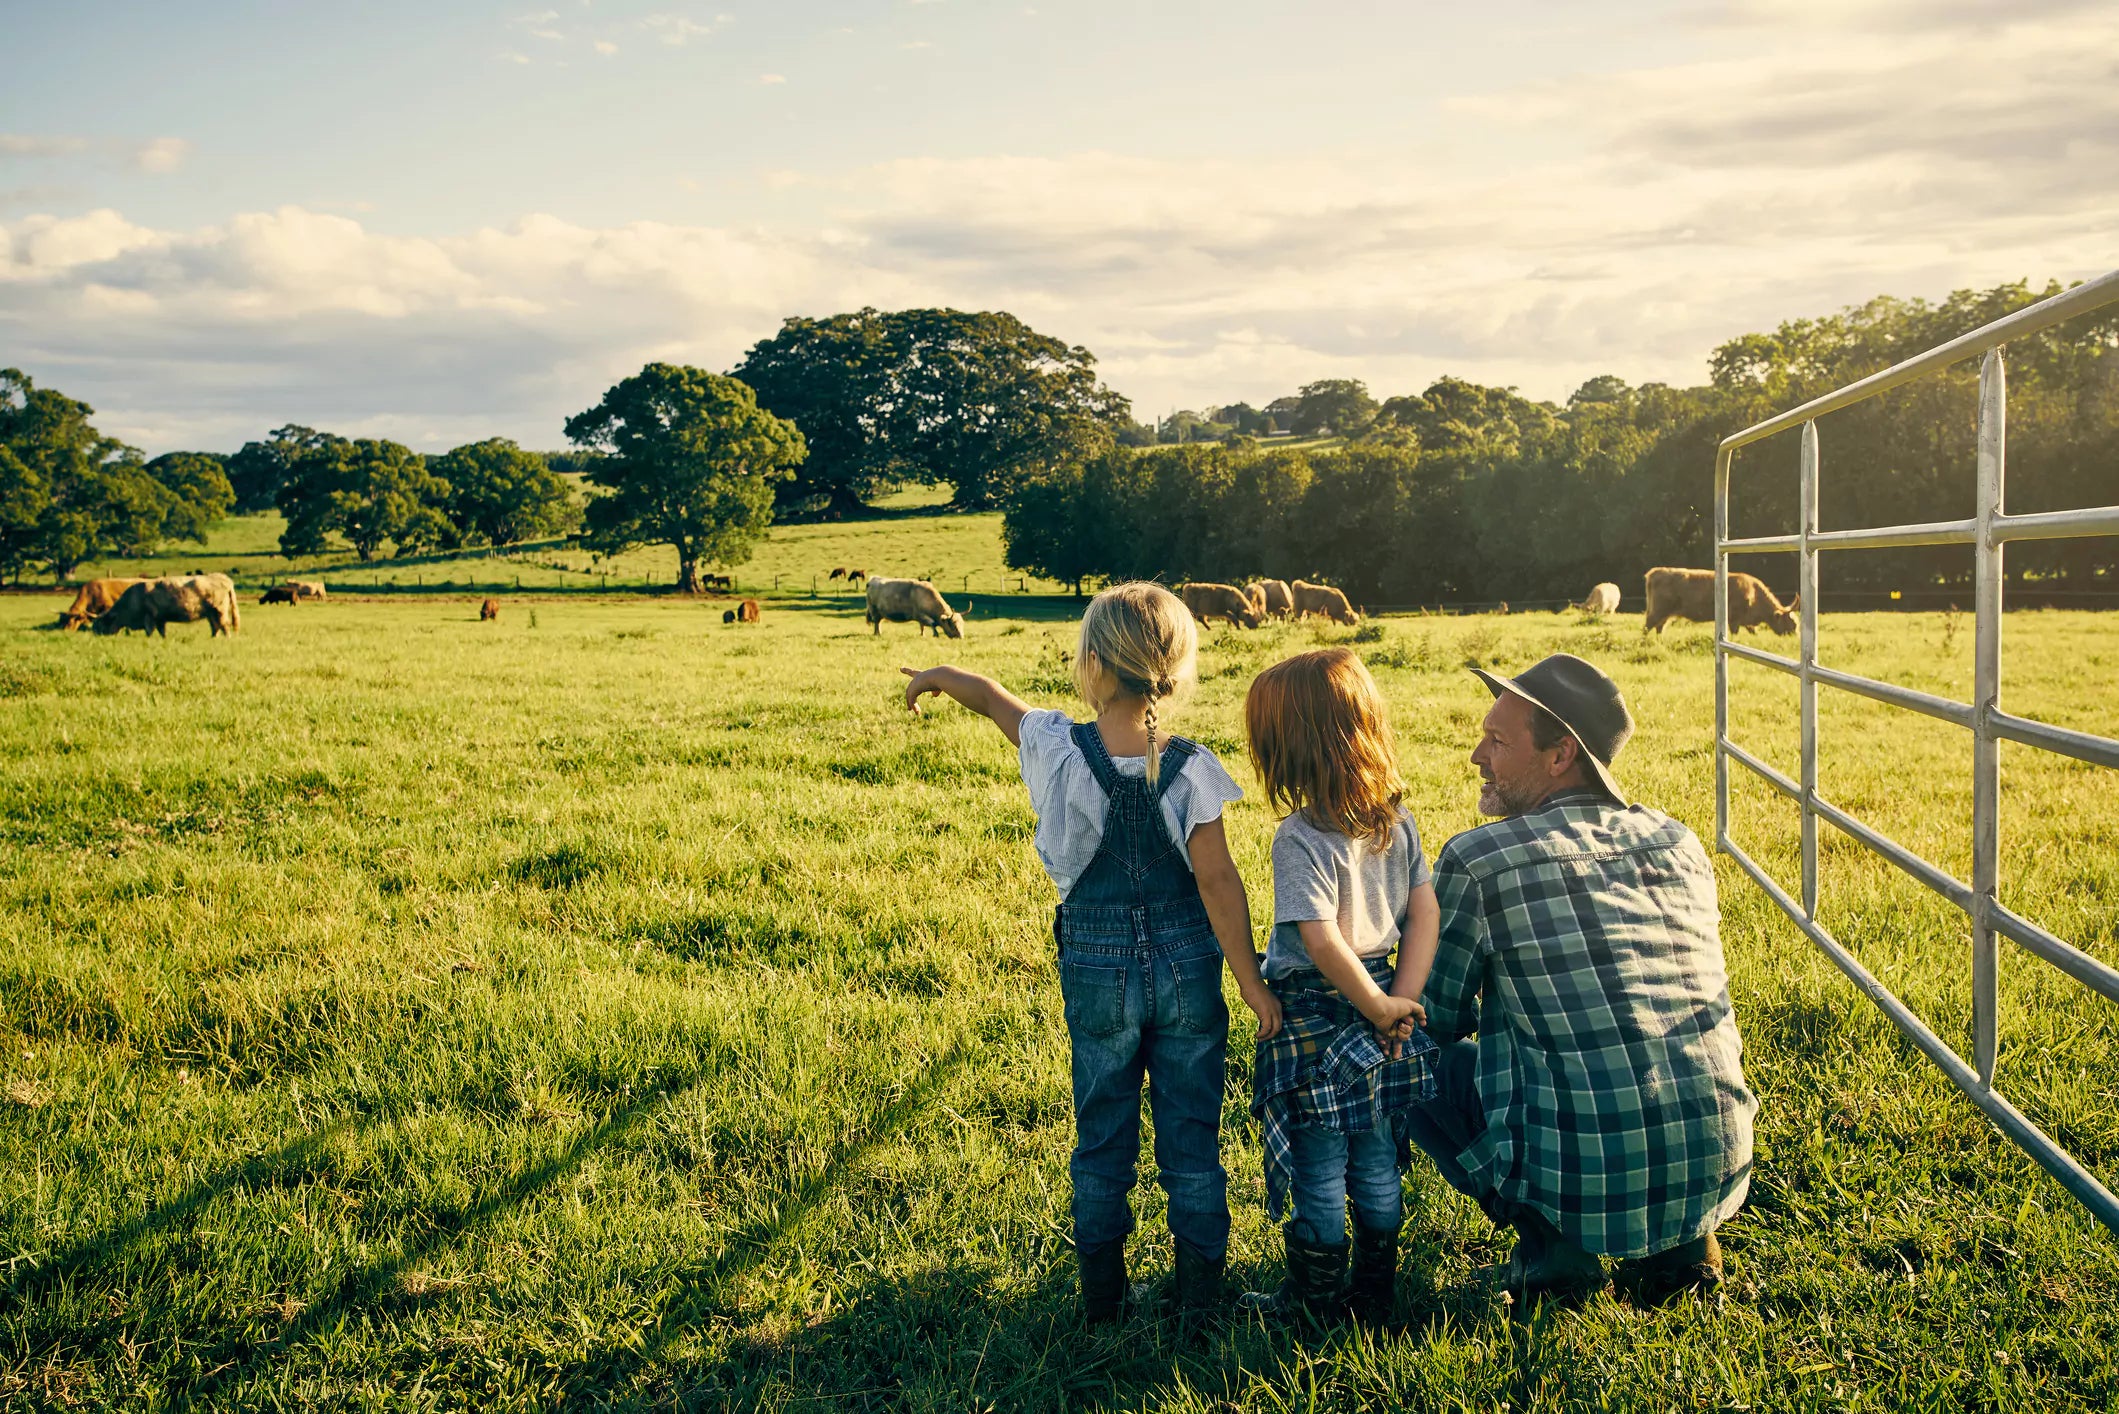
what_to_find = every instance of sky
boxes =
[1,0,2113,454]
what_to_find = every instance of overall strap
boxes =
[1070,721,1126,795]
[1152,737,1198,805]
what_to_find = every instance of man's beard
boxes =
[1479,776,1538,817]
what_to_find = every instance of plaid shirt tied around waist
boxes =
[1250,960,1438,1222]
[1423,788,1757,1258]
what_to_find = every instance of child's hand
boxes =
[1242,984,1283,1040]
[1361,992,1419,1043]
[900,666,950,715]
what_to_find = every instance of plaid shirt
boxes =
[1423,789,1756,1258]
[1251,964,1439,1222]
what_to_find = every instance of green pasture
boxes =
[64,486,1059,602]
[1,586,2115,1410]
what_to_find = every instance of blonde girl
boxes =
[1239,646,1438,1325]
[901,582,1278,1323]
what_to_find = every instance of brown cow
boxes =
[702,573,733,593]
[1643,567,1797,635]
[1576,582,1622,616]
[1291,580,1360,625]
[828,567,848,580]
[93,575,241,637]
[57,577,148,631]
[737,598,761,623]
[480,598,500,622]
[288,579,326,600]
[1246,579,1294,620]
[259,586,299,605]
[845,568,867,586]
[1179,582,1263,629]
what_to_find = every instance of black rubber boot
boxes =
[1347,1222,1400,1325]
[1472,1206,1605,1303]
[1173,1240,1227,1315]
[1238,1224,1349,1324]
[1079,1238,1129,1326]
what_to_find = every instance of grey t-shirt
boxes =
[1263,807,1431,980]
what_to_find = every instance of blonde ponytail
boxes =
[1074,583,1198,791]
[1143,696,1162,789]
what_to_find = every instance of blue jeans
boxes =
[1059,927,1231,1259]
[1287,1093,1404,1245]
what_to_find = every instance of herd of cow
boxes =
[47,562,1798,643]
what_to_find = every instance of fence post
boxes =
[1799,420,1820,921]
[1972,348,2006,1088]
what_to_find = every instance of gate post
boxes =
[1972,348,2006,1088]
[1799,421,1820,920]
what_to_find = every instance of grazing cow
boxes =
[94,575,241,637]
[288,580,326,600]
[722,609,737,624]
[480,598,500,622]
[1247,578,1294,620]
[1179,582,1263,629]
[845,568,867,586]
[866,576,966,638]
[702,573,733,593]
[1576,582,1622,616]
[737,598,761,623]
[1643,566,1797,635]
[57,577,148,631]
[1291,580,1361,625]
[828,567,847,581]
[259,586,299,605]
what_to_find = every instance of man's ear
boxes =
[1546,731,1581,778]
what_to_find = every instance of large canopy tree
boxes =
[145,451,235,544]
[434,438,580,546]
[277,436,453,561]
[226,425,336,512]
[565,363,806,594]
[733,307,1129,513]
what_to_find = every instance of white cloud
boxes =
[759,72,786,84]
[0,134,94,159]
[900,39,933,49]
[132,138,192,174]
[594,39,618,54]
[499,50,532,64]
[642,12,728,45]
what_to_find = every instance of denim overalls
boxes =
[1054,722,1231,1260]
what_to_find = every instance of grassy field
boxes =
[1,582,2115,1410]
[61,486,1057,602]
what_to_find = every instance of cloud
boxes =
[132,138,192,174]
[499,50,532,64]
[642,12,729,45]
[594,39,618,54]
[759,73,786,84]
[1,135,94,159]
[900,39,933,49]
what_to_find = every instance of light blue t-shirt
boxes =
[1264,806,1430,980]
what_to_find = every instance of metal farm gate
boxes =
[1712,270,2119,1230]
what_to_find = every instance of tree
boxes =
[731,310,903,516]
[227,425,334,512]
[277,436,452,561]
[1,367,165,580]
[434,438,580,546]
[0,444,48,585]
[734,307,1129,512]
[145,451,235,544]
[1291,379,1378,437]
[565,363,806,594]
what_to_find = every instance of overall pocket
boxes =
[1169,949,1231,1034]
[1060,958,1130,1038]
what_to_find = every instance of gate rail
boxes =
[1712,268,2119,1231]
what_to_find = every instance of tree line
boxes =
[1001,279,2119,604]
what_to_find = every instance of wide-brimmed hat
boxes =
[1470,653,1633,805]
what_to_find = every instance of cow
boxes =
[1577,582,1622,616]
[1643,566,1797,635]
[93,575,241,637]
[845,568,867,586]
[1247,578,1294,620]
[866,576,966,638]
[702,573,733,593]
[1291,580,1361,625]
[828,567,848,581]
[722,609,737,624]
[480,598,500,622]
[288,580,326,600]
[737,598,761,623]
[57,577,148,631]
[260,586,300,605]
[1179,582,1263,629]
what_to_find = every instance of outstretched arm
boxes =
[1187,817,1280,1039]
[900,665,1031,746]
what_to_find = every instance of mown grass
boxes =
[1,591,2114,1411]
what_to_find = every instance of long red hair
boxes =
[1245,647,1402,845]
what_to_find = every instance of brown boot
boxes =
[1618,1232,1723,1306]
[1472,1206,1606,1302]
